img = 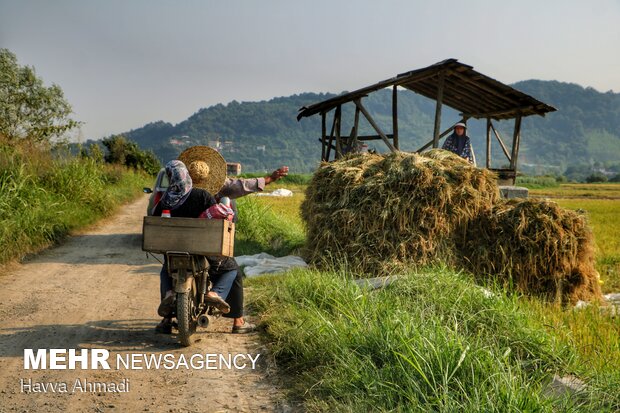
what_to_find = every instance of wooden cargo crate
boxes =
[142,216,235,257]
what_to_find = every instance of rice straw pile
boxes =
[301,149,499,274]
[460,199,601,303]
[302,149,602,303]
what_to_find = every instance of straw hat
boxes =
[178,146,227,195]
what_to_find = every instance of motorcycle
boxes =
[142,215,235,346]
[165,252,212,346]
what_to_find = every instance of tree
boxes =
[0,49,78,142]
[102,135,161,175]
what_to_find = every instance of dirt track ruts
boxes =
[0,196,288,413]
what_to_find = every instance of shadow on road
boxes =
[0,319,182,356]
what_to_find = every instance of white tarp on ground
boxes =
[235,252,307,277]
[255,188,293,197]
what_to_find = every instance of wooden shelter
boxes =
[297,59,556,184]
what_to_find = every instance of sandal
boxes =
[205,294,231,314]
[157,295,176,317]
[155,318,172,334]
[232,321,256,334]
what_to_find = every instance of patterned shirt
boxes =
[442,133,476,165]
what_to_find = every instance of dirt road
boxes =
[0,196,289,413]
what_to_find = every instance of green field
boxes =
[243,179,620,412]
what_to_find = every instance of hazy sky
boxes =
[1,0,619,140]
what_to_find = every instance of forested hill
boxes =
[122,81,620,174]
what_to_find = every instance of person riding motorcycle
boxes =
[154,146,288,335]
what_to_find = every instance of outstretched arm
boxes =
[217,166,289,199]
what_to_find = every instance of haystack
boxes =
[301,149,499,274]
[302,149,602,303]
[460,199,601,303]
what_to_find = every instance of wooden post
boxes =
[490,123,512,163]
[352,105,360,149]
[326,109,337,161]
[355,99,396,152]
[335,105,342,159]
[486,118,491,169]
[392,85,399,150]
[432,71,445,148]
[321,112,327,161]
[510,115,522,170]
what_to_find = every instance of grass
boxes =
[516,175,560,189]
[233,174,308,256]
[0,141,151,265]
[529,183,620,199]
[249,268,620,412]
[235,194,305,256]
[241,179,620,411]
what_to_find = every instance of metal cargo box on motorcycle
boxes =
[141,217,235,257]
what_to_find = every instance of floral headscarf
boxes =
[160,160,193,210]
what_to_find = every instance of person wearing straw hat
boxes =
[154,152,253,334]
[156,146,288,334]
[442,122,476,165]
[179,145,289,201]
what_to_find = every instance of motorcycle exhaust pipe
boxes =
[197,315,210,328]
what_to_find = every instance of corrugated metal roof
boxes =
[297,59,556,121]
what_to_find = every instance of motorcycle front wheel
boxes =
[176,272,198,347]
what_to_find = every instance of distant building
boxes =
[227,162,242,176]
[207,139,221,149]
[256,145,266,152]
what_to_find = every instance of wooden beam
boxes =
[336,134,395,142]
[417,118,468,152]
[489,122,511,162]
[392,85,399,150]
[317,138,336,152]
[486,118,491,169]
[412,79,493,118]
[510,115,522,170]
[321,112,326,161]
[335,105,342,159]
[432,71,445,148]
[325,108,337,161]
[352,105,360,146]
[462,106,534,120]
[447,69,522,107]
[354,99,397,152]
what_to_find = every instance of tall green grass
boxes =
[516,175,560,189]
[250,268,619,411]
[0,142,150,264]
[235,195,305,256]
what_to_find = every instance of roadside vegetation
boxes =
[241,179,620,412]
[0,139,151,265]
[0,48,155,266]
